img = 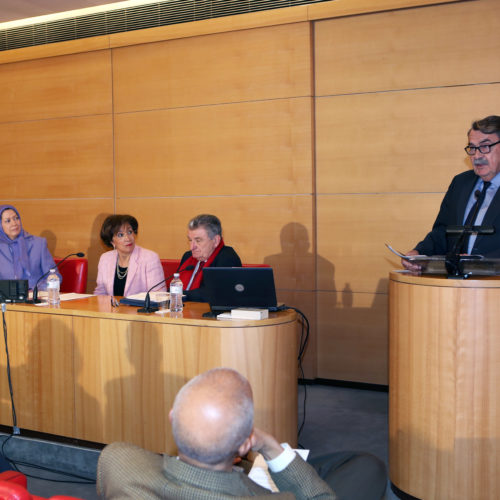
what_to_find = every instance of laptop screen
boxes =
[203,267,278,311]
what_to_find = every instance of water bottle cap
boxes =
[50,268,56,272]
[173,273,180,278]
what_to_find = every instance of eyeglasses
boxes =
[464,140,500,156]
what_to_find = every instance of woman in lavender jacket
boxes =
[0,204,58,288]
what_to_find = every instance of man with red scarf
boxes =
[177,214,242,302]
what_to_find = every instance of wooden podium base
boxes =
[389,272,500,500]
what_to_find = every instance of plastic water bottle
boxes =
[169,273,183,313]
[46,268,60,305]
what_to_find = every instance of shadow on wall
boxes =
[263,222,389,382]
[264,221,336,302]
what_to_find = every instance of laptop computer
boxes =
[203,267,279,312]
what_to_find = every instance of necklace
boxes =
[116,260,128,280]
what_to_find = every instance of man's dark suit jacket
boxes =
[180,246,242,302]
[415,170,500,257]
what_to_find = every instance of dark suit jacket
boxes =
[96,442,336,499]
[415,170,500,257]
[180,245,242,302]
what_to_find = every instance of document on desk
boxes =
[61,293,94,301]
[32,291,93,304]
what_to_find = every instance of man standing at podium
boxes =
[403,115,500,271]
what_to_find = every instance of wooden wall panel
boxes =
[317,290,388,384]
[0,115,114,199]
[115,195,314,289]
[315,0,500,96]
[3,200,112,292]
[115,98,312,198]
[0,50,112,122]
[317,193,443,294]
[316,84,500,195]
[112,22,311,113]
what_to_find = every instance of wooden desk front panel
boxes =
[1,301,297,454]
[0,312,75,437]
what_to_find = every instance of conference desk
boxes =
[0,297,298,454]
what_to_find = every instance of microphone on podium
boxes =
[26,252,85,304]
[138,265,194,314]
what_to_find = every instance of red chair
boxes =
[160,259,181,287]
[242,264,270,268]
[0,471,83,500]
[54,258,88,293]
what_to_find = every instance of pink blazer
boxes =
[94,245,166,296]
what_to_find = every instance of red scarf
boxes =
[178,238,225,290]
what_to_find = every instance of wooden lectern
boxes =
[389,271,500,500]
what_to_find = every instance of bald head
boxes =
[171,368,254,467]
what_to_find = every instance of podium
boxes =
[389,271,500,500]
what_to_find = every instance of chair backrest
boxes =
[160,259,181,287]
[242,263,270,268]
[54,258,88,294]
[0,480,32,500]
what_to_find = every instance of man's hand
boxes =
[250,428,284,461]
[401,249,422,273]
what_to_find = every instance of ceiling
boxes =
[0,1,126,24]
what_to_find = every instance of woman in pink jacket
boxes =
[94,214,165,297]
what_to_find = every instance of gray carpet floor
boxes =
[5,384,397,499]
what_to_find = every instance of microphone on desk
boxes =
[26,252,85,304]
[137,265,194,314]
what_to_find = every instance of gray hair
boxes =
[188,214,222,239]
[172,368,253,465]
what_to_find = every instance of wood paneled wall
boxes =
[0,0,494,383]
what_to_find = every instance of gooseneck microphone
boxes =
[137,265,194,314]
[27,252,85,304]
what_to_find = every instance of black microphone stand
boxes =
[26,252,85,304]
[137,265,194,314]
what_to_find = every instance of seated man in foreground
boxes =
[177,214,242,301]
[97,368,386,499]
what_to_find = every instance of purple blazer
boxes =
[0,234,58,288]
[94,245,165,296]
